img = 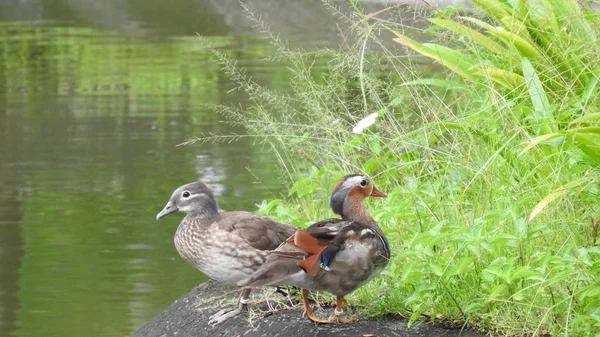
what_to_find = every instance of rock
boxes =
[131,280,486,337]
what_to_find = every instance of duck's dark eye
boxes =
[182,191,191,198]
[360,179,368,187]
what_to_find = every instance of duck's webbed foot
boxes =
[329,295,358,323]
[301,307,358,324]
[207,288,250,325]
[328,312,358,323]
[301,291,358,324]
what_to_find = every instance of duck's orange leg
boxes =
[336,296,344,314]
[301,291,357,324]
[331,295,358,323]
[301,289,334,324]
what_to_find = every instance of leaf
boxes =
[459,16,496,31]
[520,127,600,156]
[522,58,550,114]
[536,0,561,34]
[489,284,509,299]
[470,0,519,23]
[392,32,478,82]
[429,18,506,54]
[476,68,525,91]
[450,257,475,275]
[528,190,568,222]
[529,177,592,221]
[401,260,420,282]
[402,78,469,93]
[527,222,548,238]
[255,199,282,215]
[569,126,600,134]
[548,0,595,41]
[287,177,319,197]
[484,266,510,281]
[571,113,600,124]
[366,136,381,154]
[522,58,555,134]
[582,77,598,102]
[579,285,600,300]
[488,28,540,59]
[467,244,481,258]
[519,132,562,156]
[511,266,538,281]
[500,16,533,41]
[490,233,518,246]
[573,134,600,164]
[363,157,383,174]
[430,263,444,276]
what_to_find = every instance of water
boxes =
[0,1,428,336]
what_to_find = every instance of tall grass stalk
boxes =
[191,0,600,335]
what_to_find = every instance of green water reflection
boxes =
[0,20,301,337]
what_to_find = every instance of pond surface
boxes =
[0,1,424,336]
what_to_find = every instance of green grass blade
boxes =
[470,0,523,23]
[519,132,562,156]
[529,177,592,221]
[536,0,561,34]
[429,18,506,54]
[568,126,600,134]
[393,32,478,82]
[489,28,540,59]
[500,16,534,41]
[583,77,599,102]
[573,134,600,164]
[522,58,555,134]
[571,113,600,125]
[401,78,469,93]
[476,68,525,91]
[549,0,596,42]
[459,16,497,31]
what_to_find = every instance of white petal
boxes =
[352,112,379,134]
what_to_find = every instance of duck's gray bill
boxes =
[156,202,178,220]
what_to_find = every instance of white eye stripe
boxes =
[343,176,367,189]
[361,228,374,236]
[181,192,204,200]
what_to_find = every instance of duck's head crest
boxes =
[329,174,386,219]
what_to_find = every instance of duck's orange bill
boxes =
[370,186,387,198]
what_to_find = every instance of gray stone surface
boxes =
[131,280,487,337]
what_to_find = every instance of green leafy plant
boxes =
[390,0,600,220]
[193,0,600,335]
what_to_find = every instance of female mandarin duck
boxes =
[239,174,390,323]
[156,181,297,325]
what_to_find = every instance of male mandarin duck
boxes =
[156,181,297,325]
[238,174,390,323]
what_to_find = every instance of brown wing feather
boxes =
[305,218,346,240]
[293,230,328,275]
[293,230,326,254]
[297,253,321,276]
[214,211,297,251]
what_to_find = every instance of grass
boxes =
[189,0,600,335]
